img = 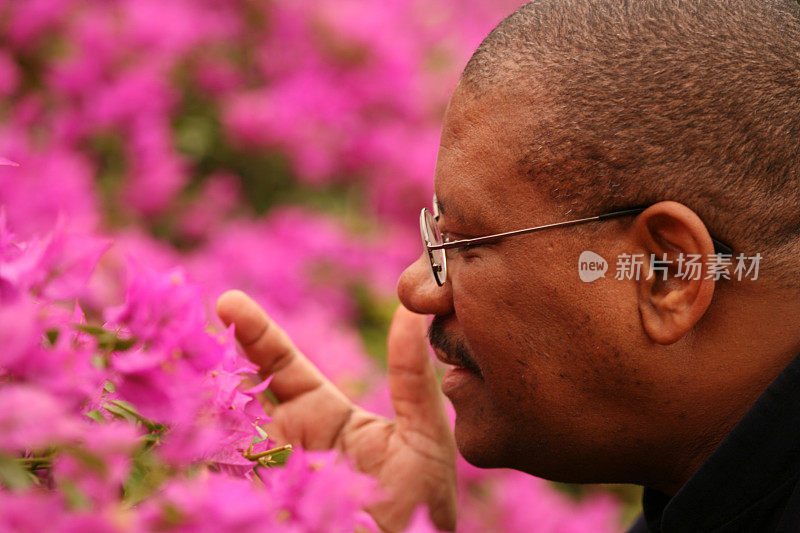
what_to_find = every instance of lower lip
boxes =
[441,366,480,395]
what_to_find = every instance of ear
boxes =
[632,202,716,345]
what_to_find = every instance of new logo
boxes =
[578,251,607,282]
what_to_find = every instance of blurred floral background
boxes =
[0,0,639,530]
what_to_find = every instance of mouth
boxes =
[432,346,482,377]
[427,315,483,378]
[433,346,483,395]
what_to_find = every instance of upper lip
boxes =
[432,346,466,368]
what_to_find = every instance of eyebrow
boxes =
[434,196,471,226]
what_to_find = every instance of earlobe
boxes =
[633,202,716,345]
[639,277,714,344]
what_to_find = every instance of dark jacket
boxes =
[629,353,800,533]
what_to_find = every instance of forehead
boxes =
[433,84,546,230]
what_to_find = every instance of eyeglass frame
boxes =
[419,196,733,286]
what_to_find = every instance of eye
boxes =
[443,232,480,254]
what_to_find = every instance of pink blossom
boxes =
[0,50,17,100]
[106,265,207,353]
[0,214,110,301]
[0,295,40,370]
[403,506,439,533]
[258,448,379,532]
[52,422,141,507]
[0,385,84,453]
[4,0,74,48]
[177,173,241,241]
[0,490,121,533]
[0,148,99,238]
[493,472,622,533]
[140,472,281,533]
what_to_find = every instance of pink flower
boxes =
[140,472,278,533]
[0,214,110,301]
[492,471,622,533]
[52,422,141,507]
[258,448,379,532]
[403,506,439,533]
[0,489,121,533]
[0,385,84,453]
[106,265,208,354]
[0,295,41,369]
[0,146,99,238]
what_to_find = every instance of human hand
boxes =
[216,291,457,532]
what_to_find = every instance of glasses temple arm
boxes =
[600,207,733,254]
[431,206,733,255]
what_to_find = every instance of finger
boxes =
[216,290,348,405]
[387,305,449,440]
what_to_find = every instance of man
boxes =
[216,0,800,531]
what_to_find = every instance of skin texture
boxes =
[217,82,800,529]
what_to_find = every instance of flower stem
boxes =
[243,444,292,461]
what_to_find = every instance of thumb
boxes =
[387,305,448,439]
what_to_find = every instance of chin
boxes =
[452,415,512,470]
[453,412,604,483]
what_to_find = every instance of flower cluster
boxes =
[0,216,382,531]
[0,0,629,531]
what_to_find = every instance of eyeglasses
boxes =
[419,196,733,286]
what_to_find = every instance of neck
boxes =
[652,283,800,496]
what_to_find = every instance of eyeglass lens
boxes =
[420,208,447,285]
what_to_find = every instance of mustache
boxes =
[427,315,482,376]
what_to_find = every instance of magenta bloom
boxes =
[0,385,83,453]
[258,448,379,532]
[107,264,208,353]
[52,422,141,507]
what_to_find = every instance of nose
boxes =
[397,254,455,316]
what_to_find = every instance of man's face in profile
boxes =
[399,82,692,487]
[394,0,800,494]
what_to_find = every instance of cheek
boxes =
[451,247,607,405]
[451,256,546,391]
[454,247,578,353]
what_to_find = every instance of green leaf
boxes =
[75,324,107,337]
[60,479,91,511]
[103,381,116,394]
[92,353,109,369]
[60,445,107,476]
[108,336,137,352]
[262,388,279,405]
[0,454,34,490]
[123,447,169,505]
[351,283,397,367]
[85,409,106,423]
[104,402,139,424]
[104,400,165,432]
[45,328,60,346]
[74,324,137,353]
[253,446,293,467]
[140,433,161,449]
